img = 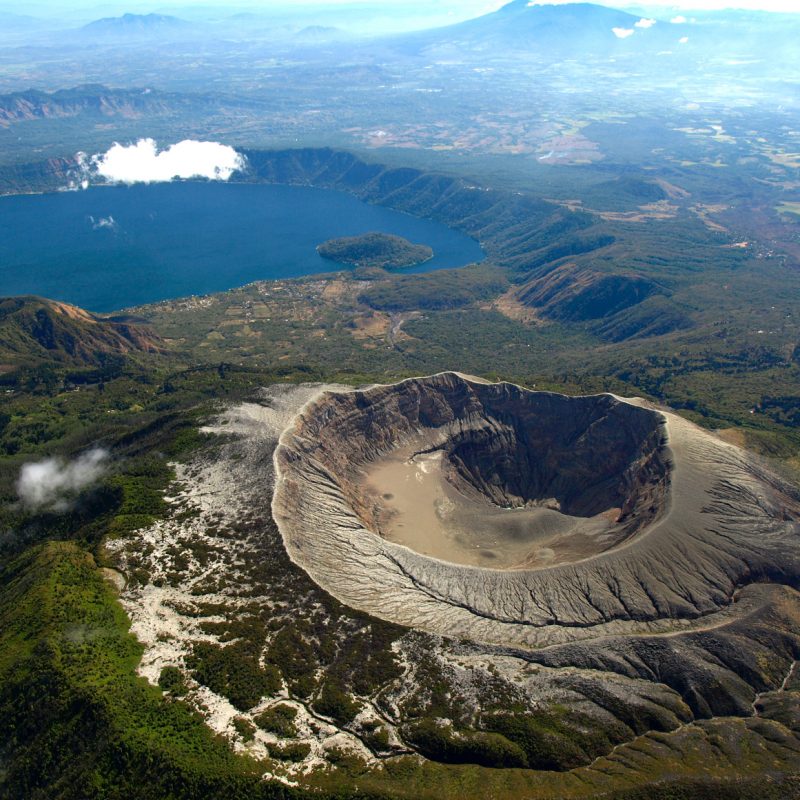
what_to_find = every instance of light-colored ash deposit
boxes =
[109,374,800,779]
[274,372,800,649]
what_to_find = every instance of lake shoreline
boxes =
[0,181,485,313]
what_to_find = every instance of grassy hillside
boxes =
[0,296,162,370]
[1,543,798,800]
[0,542,300,800]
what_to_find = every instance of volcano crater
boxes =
[272,373,800,648]
[314,377,669,569]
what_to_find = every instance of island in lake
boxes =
[317,232,434,270]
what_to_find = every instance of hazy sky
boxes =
[573,0,800,10]
[7,0,800,12]
[3,0,798,25]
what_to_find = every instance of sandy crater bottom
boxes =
[367,441,630,570]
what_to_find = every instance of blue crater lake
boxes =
[0,182,484,312]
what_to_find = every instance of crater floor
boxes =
[365,442,622,569]
[360,386,667,570]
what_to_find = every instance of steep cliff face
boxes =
[443,388,667,522]
[281,374,669,548]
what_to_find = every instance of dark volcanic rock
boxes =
[441,390,667,523]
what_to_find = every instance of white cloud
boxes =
[671,15,687,23]
[635,17,656,28]
[679,35,689,43]
[612,27,635,38]
[17,448,109,512]
[91,138,245,185]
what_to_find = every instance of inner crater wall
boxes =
[281,374,670,539]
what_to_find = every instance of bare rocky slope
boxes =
[107,375,800,788]
[273,374,800,715]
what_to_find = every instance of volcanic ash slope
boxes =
[273,372,800,653]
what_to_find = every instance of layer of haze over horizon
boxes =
[2,0,798,32]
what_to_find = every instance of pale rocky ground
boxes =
[107,385,383,780]
[106,374,800,783]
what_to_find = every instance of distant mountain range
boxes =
[397,2,676,53]
[295,25,345,41]
[0,12,47,31]
[0,85,187,128]
[451,2,666,43]
[80,13,190,37]
[9,3,799,55]
[394,1,799,58]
